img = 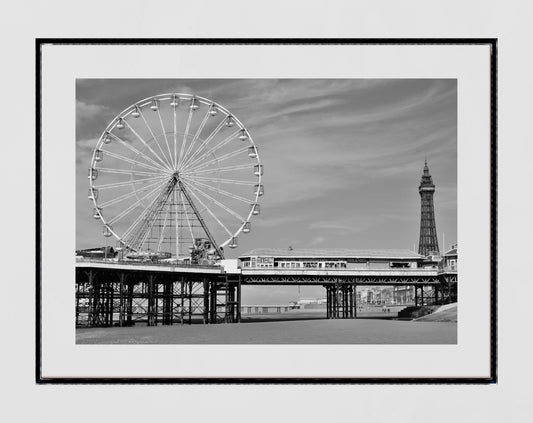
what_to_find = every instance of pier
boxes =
[76,255,457,327]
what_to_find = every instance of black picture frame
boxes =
[36,38,497,384]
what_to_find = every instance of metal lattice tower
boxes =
[418,160,439,256]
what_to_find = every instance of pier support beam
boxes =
[325,284,357,319]
[126,282,133,326]
[162,281,172,325]
[203,278,209,324]
[236,279,241,323]
[353,284,357,318]
[87,270,98,326]
[118,273,125,327]
[209,279,217,323]
[147,274,156,326]
[180,278,185,324]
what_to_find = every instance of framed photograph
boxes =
[37,39,496,383]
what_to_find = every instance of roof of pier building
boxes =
[239,248,423,260]
[443,246,458,257]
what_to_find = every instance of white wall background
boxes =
[1,1,531,422]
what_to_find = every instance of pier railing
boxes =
[75,257,221,271]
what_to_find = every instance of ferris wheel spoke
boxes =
[124,120,172,171]
[97,167,165,177]
[173,104,178,170]
[98,178,169,208]
[109,133,170,173]
[122,195,160,240]
[157,108,175,169]
[174,190,180,257]
[179,109,211,170]
[182,129,241,171]
[182,179,245,222]
[185,163,255,176]
[184,175,257,186]
[177,106,194,170]
[181,182,233,236]
[180,118,227,169]
[180,191,195,242]
[181,176,253,204]
[182,146,249,174]
[108,183,164,226]
[121,189,168,243]
[123,209,154,248]
[139,110,173,169]
[100,149,167,173]
[94,174,168,190]
[157,207,171,252]
[137,208,162,249]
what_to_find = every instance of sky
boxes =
[76,79,457,303]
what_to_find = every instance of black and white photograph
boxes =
[75,78,458,345]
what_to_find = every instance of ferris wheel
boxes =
[87,93,263,259]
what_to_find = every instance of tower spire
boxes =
[418,160,439,256]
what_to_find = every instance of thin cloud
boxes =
[310,212,409,234]
[310,236,326,246]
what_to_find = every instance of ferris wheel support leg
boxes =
[178,180,225,259]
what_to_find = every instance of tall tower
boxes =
[418,160,440,256]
